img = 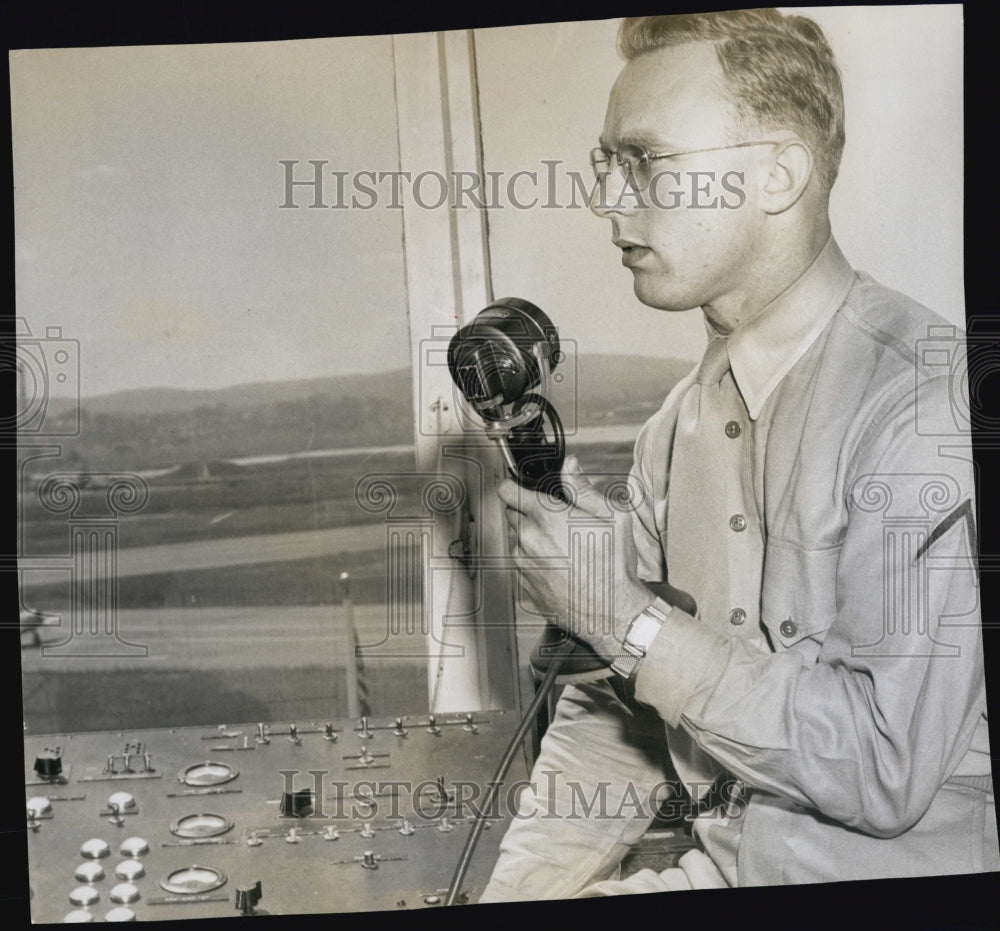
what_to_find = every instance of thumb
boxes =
[560,455,606,516]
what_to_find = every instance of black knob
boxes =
[34,748,62,779]
[279,788,313,818]
[235,880,262,916]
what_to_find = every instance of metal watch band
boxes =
[610,603,669,680]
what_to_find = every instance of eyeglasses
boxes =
[589,140,781,192]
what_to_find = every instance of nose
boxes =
[589,166,636,218]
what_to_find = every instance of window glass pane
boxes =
[15,36,427,733]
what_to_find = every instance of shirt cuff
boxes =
[633,599,726,727]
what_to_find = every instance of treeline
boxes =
[60,394,414,471]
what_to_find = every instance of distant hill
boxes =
[38,354,694,470]
[59,354,691,419]
[48,369,413,418]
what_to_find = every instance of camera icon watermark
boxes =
[915,318,1000,438]
[3,317,80,438]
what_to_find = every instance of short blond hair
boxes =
[619,10,845,191]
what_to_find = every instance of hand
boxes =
[498,455,656,662]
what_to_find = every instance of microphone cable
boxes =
[444,635,577,906]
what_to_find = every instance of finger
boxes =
[560,455,607,517]
[497,478,526,511]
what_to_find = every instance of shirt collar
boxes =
[714,235,855,420]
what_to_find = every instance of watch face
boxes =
[627,612,664,650]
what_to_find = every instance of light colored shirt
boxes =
[629,236,995,884]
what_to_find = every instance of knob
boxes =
[34,748,63,779]
[74,862,105,883]
[69,886,100,907]
[246,830,263,847]
[462,713,478,733]
[398,819,415,836]
[114,860,145,881]
[324,723,338,742]
[255,723,270,745]
[358,716,372,739]
[426,715,441,736]
[26,796,52,818]
[235,880,263,916]
[119,837,148,858]
[437,816,454,833]
[109,883,140,905]
[285,827,300,844]
[104,907,136,922]
[322,826,340,841]
[288,724,301,744]
[80,839,111,859]
[107,792,136,813]
[63,909,94,923]
[279,788,312,818]
[361,850,378,870]
[392,718,408,737]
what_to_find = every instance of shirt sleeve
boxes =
[633,372,986,838]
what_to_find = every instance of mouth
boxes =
[615,239,651,268]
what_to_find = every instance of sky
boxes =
[11,8,964,400]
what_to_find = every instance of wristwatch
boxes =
[610,602,670,680]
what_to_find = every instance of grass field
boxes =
[20,441,636,735]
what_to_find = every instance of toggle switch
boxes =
[322,826,340,841]
[392,718,408,737]
[288,724,301,745]
[398,820,415,836]
[426,716,441,736]
[360,822,375,839]
[255,723,270,745]
[437,816,454,833]
[358,716,373,739]
[324,723,338,743]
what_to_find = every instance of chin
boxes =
[631,275,700,313]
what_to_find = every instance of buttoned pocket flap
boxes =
[761,541,841,649]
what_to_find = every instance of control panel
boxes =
[24,711,527,922]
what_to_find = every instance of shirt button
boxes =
[729,608,747,626]
[779,619,797,638]
[725,421,742,439]
[729,514,747,532]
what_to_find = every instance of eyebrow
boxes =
[598,131,677,152]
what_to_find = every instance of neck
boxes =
[702,216,832,334]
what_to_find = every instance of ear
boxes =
[759,139,814,214]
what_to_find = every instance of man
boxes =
[480,9,996,899]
